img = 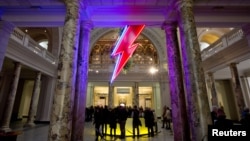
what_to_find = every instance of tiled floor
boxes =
[12,120,174,141]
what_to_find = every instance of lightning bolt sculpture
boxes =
[110,25,145,83]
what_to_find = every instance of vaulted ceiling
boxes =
[1,0,250,27]
[1,0,250,80]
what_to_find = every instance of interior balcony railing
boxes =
[89,63,160,74]
[201,28,244,61]
[10,28,57,65]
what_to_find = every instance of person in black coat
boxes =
[102,105,109,135]
[211,106,218,125]
[109,107,118,137]
[144,107,155,137]
[93,106,104,141]
[117,104,128,139]
[132,105,141,138]
[214,108,233,128]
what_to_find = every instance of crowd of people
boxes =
[210,106,250,127]
[85,104,162,141]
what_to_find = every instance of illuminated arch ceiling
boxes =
[200,33,220,44]
[198,28,232,45]
[89,29,159,73]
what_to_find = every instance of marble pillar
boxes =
[207,72,218,107]
[163,23,190,141]
[229,63,245,114]
[48,0,82,140]
[71,21,92,141]
[0,62,21,132]
[36,76,56,122]
[0,21,15,71]
[24,72,41,127]
[108,82,114,108]
[132,82,139,106]
[176,0,212,140]
[240,76,250,107]
[159,80,171,107]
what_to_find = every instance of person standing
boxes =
[162,105,167,128]
[132,105,141,138]
[165,107,172,130]
[102,105,109,136]
[211,106,218,125]
[93,106,104,141]
[117,104,128,139]
[109,107,118,138]
[144,107,155,137]
[214,108,233,128]
[152,109,158,134]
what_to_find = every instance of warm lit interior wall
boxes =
[114,87,133,107]
[216,80,239,121]
[18,80,34,118]
[86,83,94,107]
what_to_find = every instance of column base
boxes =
[23,122,35,128]
[0,126,12,132]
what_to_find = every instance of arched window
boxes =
[38,40,48,50]
[200,42,210,51]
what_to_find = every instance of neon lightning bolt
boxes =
[110,25,145,83]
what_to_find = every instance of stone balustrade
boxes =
[10,28,57,65]
[201,28,244,61]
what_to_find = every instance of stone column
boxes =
[132,82,139,106]
[48,0,82,140]
[230,63,245,114]
[0,62,21,132]
[71,21,92,141]
[36,76,56,122]
[240,76,250,107]
[176,0,212,140]
[108,82,114,108]
[162,23,190,141]
[208,72,218,107]
[24,72,41,127]
[159,79,171,107]
[0,21,15,71]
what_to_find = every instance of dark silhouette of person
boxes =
[89,105,94,122]
[165,107,172,130]
[211,106,218,125]
[117,104,128,139]
[132,105,141,138]
[214,108,233,128]
[152,109,158,134]
[109,107,118,138]
[93,106,104,141]
[101,105,109,136]
[162,105,167,128]
[144,107,155,137]
[240,107,250,128]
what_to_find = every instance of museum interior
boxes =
[0,0,250,141]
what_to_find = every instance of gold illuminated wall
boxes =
[92,86,154,109]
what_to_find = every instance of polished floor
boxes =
[11,119,174,141]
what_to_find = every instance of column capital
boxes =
[80,20,93,31]
[229,62,238,67]
[207,72,213,76]
[161,21,178,31]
